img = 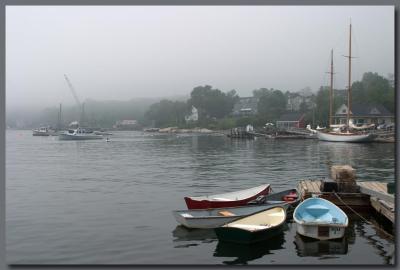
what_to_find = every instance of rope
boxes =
[332,192,394,241]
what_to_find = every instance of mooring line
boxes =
[332,192,394,241]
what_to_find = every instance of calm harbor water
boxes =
[6,130,395,265]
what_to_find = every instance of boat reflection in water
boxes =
[294,234,348,257]
[172,225,217,248]
[213,233,285,265]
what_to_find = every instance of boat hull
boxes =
[296,223,346,240]
[214,207,287,244]
[173,203,290,229]
[215,222,284,244]
[32,132,50,136]
[184,184,271,210]
[58,133,103,140]
[293,197,348,240]
[317,131,374,142]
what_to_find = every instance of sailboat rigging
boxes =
[317,22,375,142]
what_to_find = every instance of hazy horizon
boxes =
[6,6,394,111]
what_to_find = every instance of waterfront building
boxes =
[333,103,394,126]
[276,112,306,129]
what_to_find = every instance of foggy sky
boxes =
[6,6,394,109]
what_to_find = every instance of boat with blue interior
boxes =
[293,197,348,240]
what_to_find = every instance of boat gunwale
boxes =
[172,202,289,220]
[184,184,271,202]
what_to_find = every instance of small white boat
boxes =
[32,126,57,136]
[58,128,103,140]
[173,202,290,229]
[294,197,348,240]
[184,184,272,209]
[214,206,287,244]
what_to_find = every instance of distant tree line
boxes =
[143,72,394,130]
[7,72,394,130]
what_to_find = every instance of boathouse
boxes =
[276,112,305,129]
[333,103,394,126]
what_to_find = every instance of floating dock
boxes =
[297,179,394,224]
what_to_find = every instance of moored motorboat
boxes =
[58,128,103,140]
[173,202,290,229]
[214,206,286,244]
[32,126,56,136]
[184,184,272,210]
[293,197,348,240]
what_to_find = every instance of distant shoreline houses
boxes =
[232,97,259,117]
[113,119,141,130]
[333,103,395,126]
[181,96,394,129]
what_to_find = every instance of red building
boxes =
[276,113,306,129]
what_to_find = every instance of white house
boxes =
[185,106,199,122]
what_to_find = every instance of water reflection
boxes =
[172,226,217,248]
[317,142,394,181]
[293,234,348,257]
[213,233,285,265]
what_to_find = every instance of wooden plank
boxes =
[368,182,386,193]
[311,181,321,192]
[307,181,315,193]
[316,180,322,190]
[370,196,394,223]
[358,185,394,204]
[359,181,388,193]
[304,180,312,192]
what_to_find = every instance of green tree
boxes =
[145,99,188,127]
[351,72,394,112]
[188,85,239,120]
[256,89,287,122]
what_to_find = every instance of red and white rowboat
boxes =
[184,184,272,210]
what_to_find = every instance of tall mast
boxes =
[346,23,352,129]
[329,49,334,127]
[58,103,62,130]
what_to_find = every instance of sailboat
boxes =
[317,23,375,143]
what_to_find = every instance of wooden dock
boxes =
[358,181,394,223]
[297,180,370,210]
[297,180,395,224]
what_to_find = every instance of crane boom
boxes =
[64,74,81,107]
[64,74,85,126]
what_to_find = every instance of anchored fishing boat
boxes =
[184,184,272,210]
[58,127,103,140]
[293,197,348,240]
[214,206,286,244]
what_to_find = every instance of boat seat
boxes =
[218,211,236,217]
[305,205,329,217]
